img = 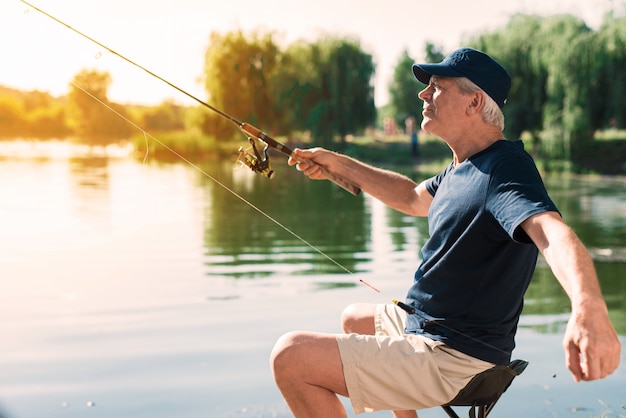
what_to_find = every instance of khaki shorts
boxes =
[336,304,494,414]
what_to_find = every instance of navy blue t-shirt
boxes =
[405,140,559,365]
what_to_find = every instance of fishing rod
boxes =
[20,1,512,359]
[72,74,511,358]
[19,0,361,196]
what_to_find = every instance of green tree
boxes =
[21,90,69,137]
[202,30,280,141]
[424,42,445,64]
[270,40,324,135]
[537,15,593,159]
[597,14,626,129]
[272,37,376,146]
[388,49,422,126]
[27,104,69,138]
[470,15,547,145]
[326,38,376,143]
[140,100,186,132]
[67,69,133,140]
[0,95,25,138]
[470,14,597,160]
[0,88,70,139]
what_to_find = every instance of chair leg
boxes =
[478,404,486,418]
[484,395,503,417]
[441,405,460,418]
[442,403,493,418]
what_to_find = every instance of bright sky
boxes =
[0,0,621,107]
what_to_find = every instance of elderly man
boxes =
[270,48,620,418]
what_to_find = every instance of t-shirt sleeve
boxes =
[486,155,559,243]
[425,163,454,197]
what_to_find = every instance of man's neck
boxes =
[448,129,503,166]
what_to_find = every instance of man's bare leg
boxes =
[270,331,349,418]
[341,303,418,418]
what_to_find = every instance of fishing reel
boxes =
[236,136,275,179]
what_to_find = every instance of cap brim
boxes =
[412,63,464,84]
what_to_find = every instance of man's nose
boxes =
[418,85,431,101]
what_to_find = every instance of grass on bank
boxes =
[129,129,626,176]
[129,129,453,170]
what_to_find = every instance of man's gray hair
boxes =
[455,77,505,131]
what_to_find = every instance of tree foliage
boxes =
[325,39,376,142]
[469,13,626,160]
[423,42,445,64]
[202,30,281,140]
[202,32,376,146]
[388,49,422,125]
[3,11,626,164]
[0,95,24,138]
[67,69,133,140]
[0,87,69,139]
[597,14,626,129]
[268,40,315,133]
[271,37,376,146]
[139,100,187,132]
[470,15,546,143]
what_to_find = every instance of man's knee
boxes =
[270,331,298,378]
[341,303,377,334]
[270,330,316,385]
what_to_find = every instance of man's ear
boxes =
[466,91,485,115]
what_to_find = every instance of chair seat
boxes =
[441,359,528,418]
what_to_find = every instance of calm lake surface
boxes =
[0,140,624,418]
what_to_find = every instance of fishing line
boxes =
[20,0,355,274]
[69,81,354,275]
[74,80,511,357]
[22,1,511,357]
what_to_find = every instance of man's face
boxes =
[418,76,469,136]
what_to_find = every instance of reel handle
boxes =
[240,123,361,196]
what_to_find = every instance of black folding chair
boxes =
[441,359,528,418]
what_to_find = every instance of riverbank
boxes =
[5,128,625,176]
[341,131,626,175]
[576,131,626,174]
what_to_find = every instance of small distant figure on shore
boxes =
[405,116,420,157]
[383,117,397,137]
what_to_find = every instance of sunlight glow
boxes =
[1,0,619,106]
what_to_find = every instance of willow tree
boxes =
[470,14,596,160]
[470,15,547,146]
[538,15,595,159]
[0,95,24,138]
[267,40,315,134]
[272,37,376,146]
[597,14,626,129]
[388,49,422,126]
[67,69,132,140]
[202,30,281,141]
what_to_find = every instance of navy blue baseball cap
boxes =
[412,48,511,108]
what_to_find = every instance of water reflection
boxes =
[198,164,626,334]
[1,142,624,329]
[545,174,626,246]
[201,163,370,277]
[519,174,626,334]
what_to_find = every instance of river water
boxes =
[0,140,624,418]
